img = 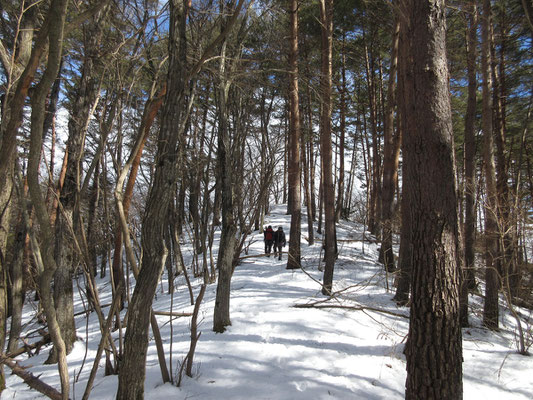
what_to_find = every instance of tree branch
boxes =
[0,356,62,400]
[293,302,409,319]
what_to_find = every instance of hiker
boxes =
[273,226,286,261]
[263,225,274,256]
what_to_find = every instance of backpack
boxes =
[265,229,273,241]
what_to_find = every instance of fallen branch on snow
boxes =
[6,333,51,358]
[152,310,193,318]
[292,302,408,319]
[0,355,62,400]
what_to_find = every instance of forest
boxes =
[0,0,532,399]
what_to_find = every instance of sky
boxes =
[2,204,533,399]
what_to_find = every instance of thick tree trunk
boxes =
[319,0,336,295]
[287,0,301,270]
[401,1,463,398]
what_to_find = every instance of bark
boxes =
[319,0,336,295]
[287,0,302,270]
[401,1,463,398]
[481,0,500,331]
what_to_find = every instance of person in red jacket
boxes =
[263,225,274,256]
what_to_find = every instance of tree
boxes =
[26,0,71,396]
[379,12,400,273]
[319,0,336,295]
[0,5,48,386]
[460,1,479,327]
[212,0,248,333]
[116,1,192,397]
[480,0,500,331]
[400,0,463,398]
[286,0,302,270]
[50,5,111,362]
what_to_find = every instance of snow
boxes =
[3,205,533,399]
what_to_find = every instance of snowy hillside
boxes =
[2,205,532,399]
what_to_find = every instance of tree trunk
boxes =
[335,34,347,223]
[287,0,301,270]
[393,24,411,306]
[481,0,500,331]
[464,1,478,294]
[302,129,314,246]
[0,8,48,390]
[401,1,463,398]
[26,0,71,396]
[212,0,249,332]
[213,29,236,333]
[51,7,109,361]
[319,0,336,295]
[379,16,400,273]
[112,82,167,309]
[493,7,519,300]
[116,1,191,397]
[213,74,236,333]
[460,1,479,327]
[7,209,26,354]
[363,38,382,237]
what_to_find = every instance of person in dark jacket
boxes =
[263,225,274,256]
[273,226,286,260]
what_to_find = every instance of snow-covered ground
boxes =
[3,205,533,399]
